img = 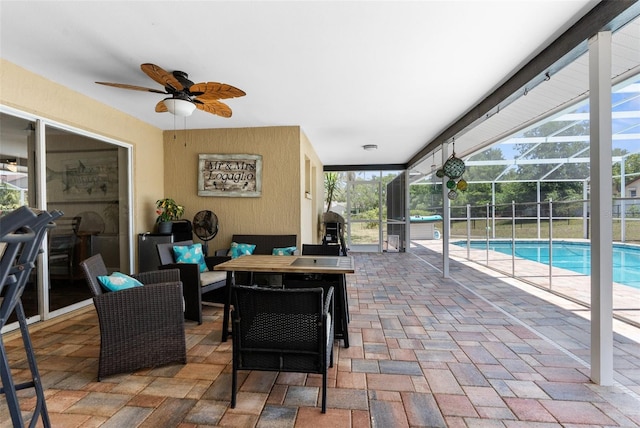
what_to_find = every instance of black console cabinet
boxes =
[138,233,173,272]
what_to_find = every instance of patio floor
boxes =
[1,244,640,427]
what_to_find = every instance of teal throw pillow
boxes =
[173,243,209,273]
[272,246,297,256]
[98,272,143,292]
[227,242,256,259]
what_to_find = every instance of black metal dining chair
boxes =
[301,244,341,256]
[231,284,334,413]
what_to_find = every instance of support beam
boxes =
[442,143,450,278]
[537,182,541,239]
[589,31,613,386]
[491,182,496,238]
[583,181,589,239]
[405,169,411,252]
[621,160,626,242]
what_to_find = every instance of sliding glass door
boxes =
[0,114,37,322]
[44,124,131,315]
[0,111,132,328]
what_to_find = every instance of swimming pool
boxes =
[454,240,640,289]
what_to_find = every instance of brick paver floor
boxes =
[1,245,639,427]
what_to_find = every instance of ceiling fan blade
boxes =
[195,99,232,118]
[141,63,184,91]
[96,81,167,94]
[155,100,168,113]
[190,82,246,100]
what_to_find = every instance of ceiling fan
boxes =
[96,63,245,117]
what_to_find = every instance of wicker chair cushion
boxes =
[272,246,297,255]
[173,243,208,273]
[200,270,227,286]
[98,272,143,292]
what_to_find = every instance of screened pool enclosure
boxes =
[405,72,640,329]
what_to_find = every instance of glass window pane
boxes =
[45,125,130,312]
[0,113,37,321]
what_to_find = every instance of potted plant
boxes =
[155,198,184,234]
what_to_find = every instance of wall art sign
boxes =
[47,149,119,202]
[198,154,262,197]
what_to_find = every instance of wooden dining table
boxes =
[214,255,355,346]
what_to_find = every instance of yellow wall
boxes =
[300,129,325,244]
[1,59,325,257]
[163,126,324,252]
[0,59,164,235]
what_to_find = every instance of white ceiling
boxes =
[0,1,601,167]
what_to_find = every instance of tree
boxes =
[502,120,588,203]
[0,183,21,215]
[465,147,507,181]
[324,172,345,212]
[454,147,507,207]
[409,184,441,214]
[612,152,640,194]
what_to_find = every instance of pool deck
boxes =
[415,238,640,339]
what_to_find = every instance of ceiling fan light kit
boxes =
[164,98,196,116]
[96,63,245,118]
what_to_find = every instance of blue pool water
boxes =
[455,240,640,289]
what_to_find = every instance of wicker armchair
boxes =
[231,285,334,413]
[156,240,231,325]
[79,254,187,380]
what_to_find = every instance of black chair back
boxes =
[156,240,194,265]
[301,244,340,256]
[230,234,297,255]
[231,284,334,412]
[233,285,325,353]
[79,254,108,297]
